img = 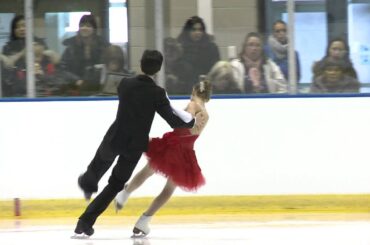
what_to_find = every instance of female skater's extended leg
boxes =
[115,163,154,211]
[133,178,177,236]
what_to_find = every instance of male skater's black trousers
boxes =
[78,136,142,226]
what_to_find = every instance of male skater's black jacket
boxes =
[106,74,195,153]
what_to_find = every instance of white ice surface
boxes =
[1,220,370,245]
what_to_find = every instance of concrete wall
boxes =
[213,0,258,59]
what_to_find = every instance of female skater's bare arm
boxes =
[186,101,209,135]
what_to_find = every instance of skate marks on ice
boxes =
[0,221,370,245]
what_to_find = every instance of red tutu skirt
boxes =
[146,128,205,191]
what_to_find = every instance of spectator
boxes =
[2,15,27,70]
[96,44,135,84]
[60,14,109,95]
[32,38,62,96]
[265,20,301,83]
[310,58,359,93]
[207,61,242,94]
[176,16,220,94]
[230,32,288,93]
[163,37,188,94]
[1,15,59,97]
[312,38,357,80]
[101,45,132,74]
[89,45,136,95]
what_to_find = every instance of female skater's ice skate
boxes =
[131,214,152,238]
[114,184,129,212]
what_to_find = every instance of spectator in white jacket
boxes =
[230,32,288,94]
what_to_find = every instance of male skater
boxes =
[74,50,199,237]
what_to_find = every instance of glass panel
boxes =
[0,13,16,98]
[264,0,367,94]
[109,1,128,44]
[0,0,24,98]
[0,0,129,98]
[44,11,92,55]
[1,0,370,98]
[264,0,327,94]
[0,13,15,50]
[348,1,370,92]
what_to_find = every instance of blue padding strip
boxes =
[1,93,370,103]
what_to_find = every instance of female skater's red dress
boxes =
[146,128,205,191]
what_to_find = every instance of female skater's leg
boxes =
[133,178,177,236]
[115,163,155,210]
[143,178,176,216]
[126,163,155,193]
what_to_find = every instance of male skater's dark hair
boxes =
[140,50,163,75]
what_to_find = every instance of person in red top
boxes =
[114,76,212,237]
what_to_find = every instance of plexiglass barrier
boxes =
[0,0,369,99]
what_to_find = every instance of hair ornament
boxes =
[200,81,205,92]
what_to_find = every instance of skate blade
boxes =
[131,233,147,238]
[71,233,90,239]
[131,227,147,238]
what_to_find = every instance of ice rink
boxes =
[1,217,370,245]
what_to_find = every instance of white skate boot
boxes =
[114,184,130,212]
[132,214,152,238]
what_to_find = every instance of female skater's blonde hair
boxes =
[209,61,234,80]
[207,61,240,93]
[193,75,212,102]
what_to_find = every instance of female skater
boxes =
[114,76,212,237]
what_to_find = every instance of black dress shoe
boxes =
[78,174,95,201]
[74,219,94,236]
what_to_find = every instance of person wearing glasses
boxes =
[265,20,301,83]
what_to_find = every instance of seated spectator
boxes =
[60,14,109,96]
[1,15,60,97]
[312,38,357,80]
[89,45,136,95]
[102,45,132,74]
[97,44,134,83]
[33,39,64,96]
[2,15,28,70]
[230,32,288,93]
[265,20,301,83]
[310,59,360,93]
[207,61,242,94]
[176,16,220,94]
[163,37,188,94]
